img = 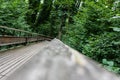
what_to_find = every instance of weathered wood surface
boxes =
[4,39,120,80]
[0,36,52,46]
[0,41,49,80]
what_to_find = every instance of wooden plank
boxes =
[0,37,26,46]
[4,39,119,80]
[0,48,39,73]
[0,48,25,62]
[0,53,30,73]
[0,26,53,39]
[1,52,35,76]
[0,26,38,35]
[0,48,27,63]
[0,75,2,79]
[0,41,49,80]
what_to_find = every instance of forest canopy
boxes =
[0,0,120,74]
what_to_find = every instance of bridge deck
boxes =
[1,39,119,80]
[0,41,49,80]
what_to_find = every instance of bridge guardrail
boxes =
[0,26,53,46]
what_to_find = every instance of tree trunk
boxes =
[26,0,40,26]
[58,15,66,40]
[34,0,53,27]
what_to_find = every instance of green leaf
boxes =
[110,27,120,32]
[102,59,114,66]
[102,59,107,64]
[108,61,114,66]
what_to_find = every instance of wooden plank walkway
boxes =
[0,41,49,80]
[3,39,120,80]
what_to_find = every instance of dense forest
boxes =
[0,0,120,74]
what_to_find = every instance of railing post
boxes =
[37,36,39,42]
[24,37,28,46]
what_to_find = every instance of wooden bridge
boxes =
[0,26,120,80]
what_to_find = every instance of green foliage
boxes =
[102,59,114,66]
[110,27,120,32]
[81,1,113,34]
[102,59,120,73]
[62,0,120,74]
[82,32,120,63]
[35,22,51,35]
[0,0,30,36]
[62,15,87,51]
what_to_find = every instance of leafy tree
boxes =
[0,0,30,36]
